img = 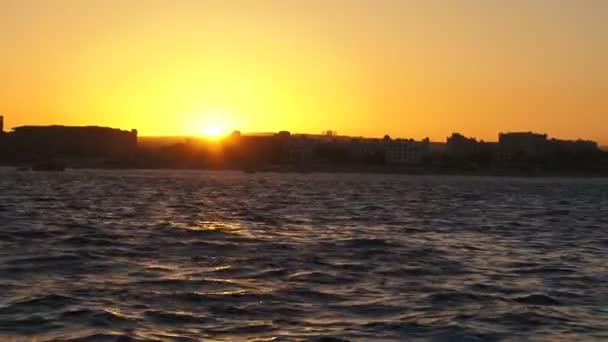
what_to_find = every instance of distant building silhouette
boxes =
[348,137,384,163]
[0,114,604,173]
[549,138,598,154]
[0,116,5,160]
[447,133,479,158]
[286,134,316,163]
[0,122,137,163]
[499,132,549,159]
[385,138,431,164]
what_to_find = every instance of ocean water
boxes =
[0,169,607,341]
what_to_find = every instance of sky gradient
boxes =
[1,0,606,142]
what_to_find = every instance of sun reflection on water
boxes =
[169,220,252,237]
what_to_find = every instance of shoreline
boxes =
[4,164,607,178]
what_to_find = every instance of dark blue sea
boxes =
[1,169,607,341]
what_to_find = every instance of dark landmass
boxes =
[1,116,607,177]
[138,136,193,148]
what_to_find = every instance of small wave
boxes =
[275,287,347,304]
[134,277,242,292]
[360,204,385,212]
[188,240,249,252]
[5,254,83,266]
[329,302,404,318]
[287,271,355,285]
[336,238,401,250]
[61,332,149,342]
[377,266,428,277]
[522,209,571,218]
[60,308,139,327]
[10,229,58,240]
[0,294,78,315]
[211,323,277,336]
[515,266,577,275]
[456,193,483,201]
[207,304,254,316]
[0,315,62,334]
[33,197,57,202]
[425,291,503,305]
[144,310,210,325]
[484,309,571,328]
[362,321,430,335]
[59,236,116,247]
[547,209,571,216]
[512,294,562,306]
[466,283,522,295]
[165,289,273,306]
[315,338,351,342]
[242,268,290,279]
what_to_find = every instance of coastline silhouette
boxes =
[1,116,606,175]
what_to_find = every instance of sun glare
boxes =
[203,124,227,139]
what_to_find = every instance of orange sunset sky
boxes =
[1,0,606,143]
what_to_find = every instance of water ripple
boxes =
[0,169,607,340]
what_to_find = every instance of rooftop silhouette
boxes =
[0,118,606,176]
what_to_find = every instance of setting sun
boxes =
[203,124,227,139]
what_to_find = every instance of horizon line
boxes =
[1,120,604,146]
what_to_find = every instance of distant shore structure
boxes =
[0,119,137,163]
[0,115,604,173]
